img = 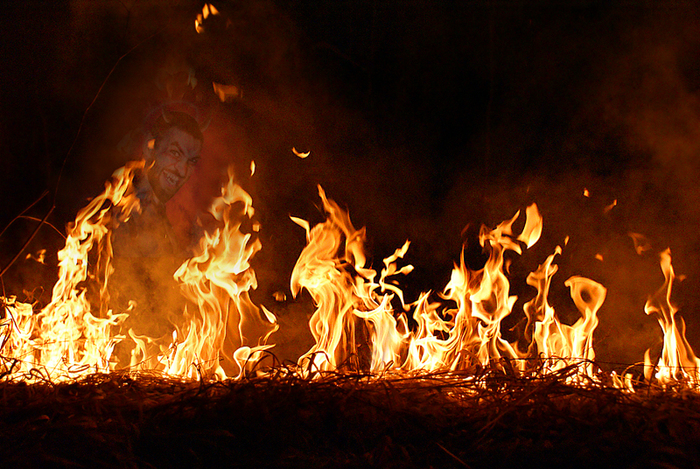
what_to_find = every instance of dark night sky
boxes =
[2,0,700,366]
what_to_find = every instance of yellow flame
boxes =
[644,249,700,387]
[4,159,700,391]
[164,167,278,379]
[293,148,310,159]
[0,162,279,382]
[291,192,604,382]
[1,161,143,382]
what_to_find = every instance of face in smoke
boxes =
[146,126,202,203]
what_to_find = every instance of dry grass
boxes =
[1,362,699,468]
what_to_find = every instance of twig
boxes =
[436,442,471,468]
[0,29,164,280]
[0,190,50,240]
[0,206,54,279]
[16,217,66,240]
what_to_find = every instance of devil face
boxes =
[146,127,202,203]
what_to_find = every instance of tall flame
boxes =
[644,249,700,387]
[162,167,278,379]
[0,164,277,382]
[1,162,143,381]
[291,188,606,382]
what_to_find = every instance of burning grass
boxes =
[1,362,699,468]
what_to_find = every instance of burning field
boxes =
[3,0,700,467]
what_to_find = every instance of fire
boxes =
[293,148,310,159]
[195,3,219,34]
[644,249,700,387]
[213,82,241,102]
[290,188,606,383]
[161,167,277,379]
[1,161,143,381]
[0,164,275,382]
[1,163,699,391]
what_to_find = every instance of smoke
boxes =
[587,10,700,361]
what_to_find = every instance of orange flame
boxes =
[195,3,219,33]
[291,190,607,382]
[293,148,310,159]
[644,249,700,387]
[161,167,277,379]
[213,82,241,102]
[1,161,143,381]
[3,164,700,391]
[0,163,278,382]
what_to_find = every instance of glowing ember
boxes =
[292,147,310,158]
[213,82,241,103]
[195,3,219,34]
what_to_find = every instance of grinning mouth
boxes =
[162,170,180,188]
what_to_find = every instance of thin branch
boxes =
[0,190,49,240]
[53,30,162,206]
[0,206,54,279]
[17,217,66,240]
[0,28,164,280]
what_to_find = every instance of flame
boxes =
[0,163,278,382]
[3,160,700,391]
[291,191,606,382]
[604,199,618,214]
[273,291,286,302]
[290,185,395,372]
[203,3,219,19]
[1,162,143,381]
[196,4,219,33]
[25,249,47,264]
[644,249,700,387]
[293,148,310,159]
[162,167,278,379]
[213,82,241,102]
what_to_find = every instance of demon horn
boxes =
[200,111,213,131]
